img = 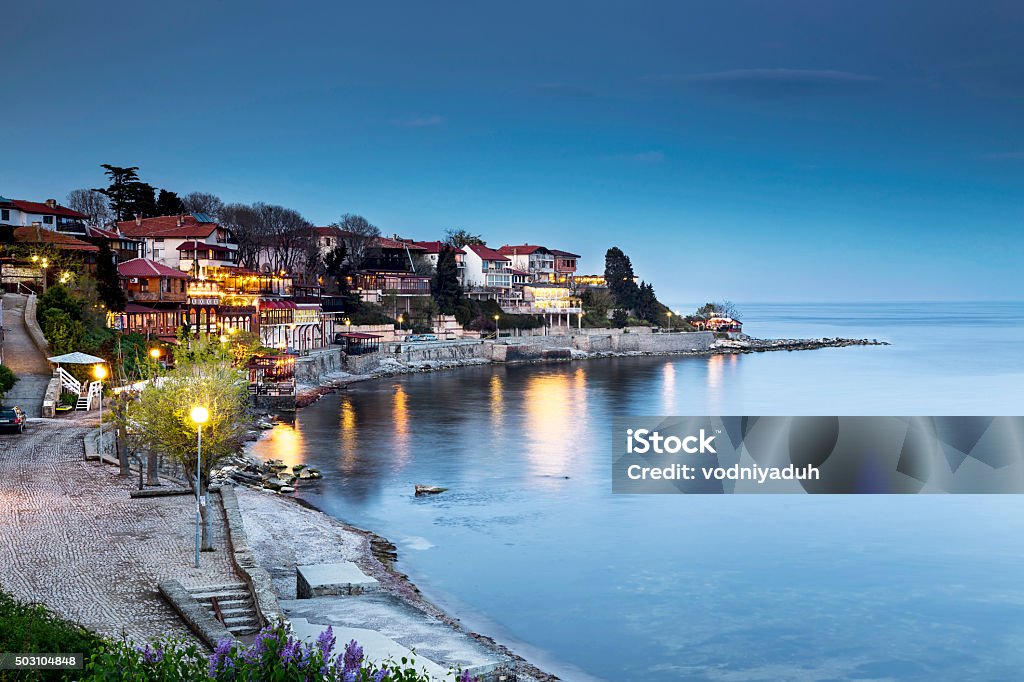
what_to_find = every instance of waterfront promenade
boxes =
[0,420,241,643]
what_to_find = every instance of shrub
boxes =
[81,625,479,682]
[0,364,17,397]
[0,588,105,681]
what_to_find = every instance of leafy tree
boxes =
[37,283,83,321]
[635,281,659,323]
[252,203,315,274]
[66,188,112,226]
[695,301,741,320]
[155,189,185,215]
[219,203,262,269]
[444,228,485,247]
[124,340,250,550]
[95,242,126,312]
[611,308,629,328]
[40,309,86,355]
[181,191,225,219]
[431,245,463,314]
[604,247,640,311]
[92,164,157,221]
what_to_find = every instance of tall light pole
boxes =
[667,311,673,333]
[93,364,107,459]
[189,406,209,568]
[494,314,500,339]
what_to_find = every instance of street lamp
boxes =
[149,347,162,360]
[219,334,228,344]
[93,364,107,458]
[667,311,673,333]
[189,405,209,568]
[494,314,500,339]
[397,314,404,331]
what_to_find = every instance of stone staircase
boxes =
[187,582,261,637]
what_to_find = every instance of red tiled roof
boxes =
[465,243,510,261]
[2,199,86,219]
[401,240,464,255]
[508,268,531,276]
[12,227,99,252]
[313,226,342,237]
[118,258,188,279]
[118,215,218,239]
[376,236,426,250]
[123,303,159,313]
[498,244,548,256]
[85,225,137,241]
[176,240,234,254]
[549,248,580,258]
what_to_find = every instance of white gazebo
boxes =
[48,352,107,412]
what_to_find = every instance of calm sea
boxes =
[250,302,1024,681]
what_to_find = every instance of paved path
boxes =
[1,294,52,417]
[0,423,244,644]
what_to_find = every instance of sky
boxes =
[3,0,1023,303]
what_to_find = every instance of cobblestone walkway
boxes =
[0,424,243,644]
[1,294,52,417]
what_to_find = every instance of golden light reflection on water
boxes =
[262,422,304,468]
[489,374,504,430]
[523,369,588,485]
[339,394,359,475]
[391,383,410,470]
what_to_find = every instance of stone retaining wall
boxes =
[158,580,236,649]
[294,348,345,383]
[220,486,285,628]
[23,294,49,356]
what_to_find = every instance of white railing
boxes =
[57,367,82,395]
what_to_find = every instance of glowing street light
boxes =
[149,347,162,360]
[189,405,209,568]
[219,334,228,344]
[667,311,673,333]
[494,314,501,339]
[93,364,107,458]
[397,314,404,331]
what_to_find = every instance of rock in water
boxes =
[415,485,448,496]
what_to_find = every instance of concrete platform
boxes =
[282,593,506,679]
[296,561,380,598]
[290,618,450,679]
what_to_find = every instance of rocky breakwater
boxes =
[713,336,890,353]
[213,457,322,494]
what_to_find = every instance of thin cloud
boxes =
[393,115,445,128]
[631,151,665,163]
[982,151,1024,160]
[536,83,596,98]
[646,68,879,98]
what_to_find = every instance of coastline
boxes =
[233,335,888,679]
[294,335,888,407]
[229,466,557,681]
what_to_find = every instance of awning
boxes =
[48,352,106,364]
[336,332,382,340]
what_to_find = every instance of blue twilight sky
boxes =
[2,1,1023,303]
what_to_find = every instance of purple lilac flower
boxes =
[316,625,336,659]
[341,639,363,673]
[280,638,302,666]
[135,643,164,665]
[457,671,476,682]
[243,630,274,663]
[208,637,234,675]
[372,668,390,682]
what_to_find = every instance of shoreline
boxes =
[228,468,558,681]
[294,335,889,407]
[233,334,888,679]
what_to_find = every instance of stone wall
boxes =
[24,294,49,356]
[294,348,345,384]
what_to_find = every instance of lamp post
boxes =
[93,364,107,458]
[494,314,500,339]
[397,314,404,332]
[189,406,209,568]
[667,311,673,333]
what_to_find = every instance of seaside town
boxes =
[0,169,881,681]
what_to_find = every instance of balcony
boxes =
[129,291,187,303]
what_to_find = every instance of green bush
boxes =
[0,588,104,681]
[0,364,17,398]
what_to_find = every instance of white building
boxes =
[462,243,512,289]
[0,196,88,234]
[118,214,238,276]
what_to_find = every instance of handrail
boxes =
[57,367,82,394]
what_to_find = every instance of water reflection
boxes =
[261,422,304,467]
[392,384,410,470]
[339,394,359,476]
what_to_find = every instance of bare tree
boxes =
[331,214,380,271]
[182,192,225,220]
[220,203,263,270]
[66,188,112,226]
[254,203,314,274]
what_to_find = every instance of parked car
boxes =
[0,406,27,434]
[418,333,438,342]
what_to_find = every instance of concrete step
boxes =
[282,594,507,679]
[222,615,259,627]
[190,589,251,601]
[229,625,261,636]
[187,582,248,593]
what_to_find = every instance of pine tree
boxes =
[431,245,463,314]
[96,242,126,312]
[604,247,640,311]
[155,189,185,216]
